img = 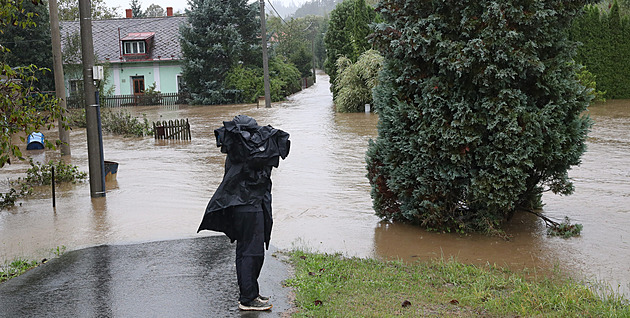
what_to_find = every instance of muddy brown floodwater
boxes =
[1,73,629,297]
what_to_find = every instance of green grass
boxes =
[0,258,40,283]
[0,246,66,283]
[286,251,630,317]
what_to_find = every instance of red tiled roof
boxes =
[121,32,155,41]
[60,16,187,63]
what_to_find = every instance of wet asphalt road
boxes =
[0,236,294,317]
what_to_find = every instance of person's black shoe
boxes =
[257,295,270,303]
[239,298,273,311]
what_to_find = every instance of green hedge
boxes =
[570,2,630,99]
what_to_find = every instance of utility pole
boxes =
[312,35,316,84]
[79,0,106,197]
[304,21,316,85]
[259,0,271,108]
[48,0,71,156]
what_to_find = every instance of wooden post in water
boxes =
[52,166,56,207]
[186,119,191,140]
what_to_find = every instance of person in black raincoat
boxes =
[198,115,290,311]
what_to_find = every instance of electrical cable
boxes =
[266,0,288,24]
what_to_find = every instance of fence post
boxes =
[186,119,191,140]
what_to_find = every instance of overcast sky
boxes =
[105,0,308,16]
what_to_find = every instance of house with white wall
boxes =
[60,8,187,99]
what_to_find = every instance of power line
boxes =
[266,0,287,25]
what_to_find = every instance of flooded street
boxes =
[1,73,629,297]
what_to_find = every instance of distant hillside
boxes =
[267,0,378,19]
[292,0,341,18]
[266,0,299,18]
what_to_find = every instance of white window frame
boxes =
[123,41,146,55]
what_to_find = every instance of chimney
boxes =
[166,7,173,17]
[126,9,133,18]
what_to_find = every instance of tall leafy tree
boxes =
[289,45,313,78]
[180,0,259,105]
[145,4,165,17]
[268,15,326,78]
[324,0,376,98]
[366,0,594,233]
[130,0,144,18]
[0,0,53,91]
[57,0,119,21]
[1,0,63,167]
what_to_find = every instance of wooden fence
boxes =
[153,119,191,140]
[102,92,188,107]
[301,77,314,89]
[66,92,189,109]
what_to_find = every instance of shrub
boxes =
[1,159,86,209]
[334,50,384,113]
[21,158,87,186]
[0,187,29,210]
[225,65,263,103]
[324,0,378,98]
[366,1,593,232]
[577,66,606,103]
[141,82,162,105]
[101,109,153,137]
[225,57,302,103]
[66,108,87,128]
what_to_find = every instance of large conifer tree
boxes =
[366,0,594,232]
[180,0,259,105]
[1,0,63,167]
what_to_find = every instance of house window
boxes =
[69,80,83,95]
[177,75,183,93]
[123,41,146,55]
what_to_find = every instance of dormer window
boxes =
[124,41,146,54]
[121,32,155,58]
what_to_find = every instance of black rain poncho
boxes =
[197,115,290,248]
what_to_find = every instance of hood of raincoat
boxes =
[198,115,290,248]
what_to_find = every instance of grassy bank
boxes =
[1,247,66,283]
[286,251,629,317]
[0,258,40,283]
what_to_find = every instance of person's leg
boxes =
[250,214,265,299]
[236,210,266,305]
[235,240,251,303]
